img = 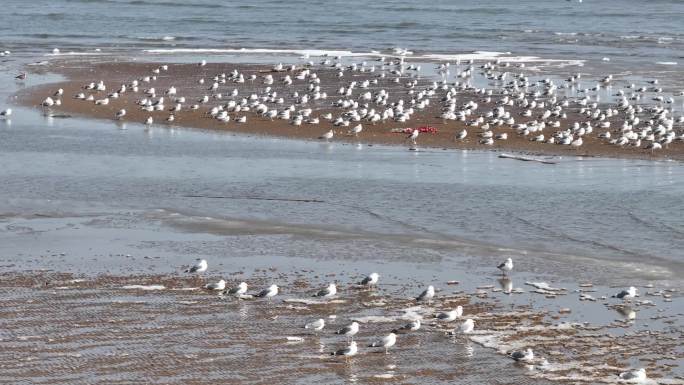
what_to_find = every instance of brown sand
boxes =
[15,60,684,161]
[1,271,681,385]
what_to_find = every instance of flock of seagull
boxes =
[2,54,672,383]
[21,53,684,156]
[183,256,647,382]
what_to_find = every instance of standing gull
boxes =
[359,272,379,289]
[510,348,534,362]
[416,285,435,304]
[313,283,337,298]
[612,286,637,300]
[407,128,419,146]
[335,321,359,341]
[330,341,357,359]
[457,319,475,334]
[497,258,513,276]
[618,368,646,382]
[204,279,226,291]
[368,332,396,354]
[393,319,421,333]
[319,129,334,141]
[185,259,208,273]
[304,318,325,332]
[223,281,248,296]
[255,284,279,300]
[435,306,463,322]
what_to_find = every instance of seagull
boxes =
[319,129,334,141]
[368,332,396,354]
[115,109,126,120]
[42,97,55,108]
[335,321,359,341]
[497,258,513,276]
[359,272,379,288]
[510,348,534,362]
[407,128,419,145]
[185,259,207,273]
[350,124,363,136]
[435,306,463,322]
[204,279,226,291]
[313,283,337,298]
[619,368,646,382]
[223,281,248,296]
[304,318,325,332]
[612,286,637,300]
[330,341,357,359]
[15,72,27,80]
[393,319,421,333]
[458,318,474,334]
[416,285,435,304]
[145,116,153,126]
[456,129,467,140]
[0,108,11,118]
[254,284,279,300]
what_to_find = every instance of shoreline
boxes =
[14,59,684,162]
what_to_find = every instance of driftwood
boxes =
[182,195,324,203]
[498,153,556,164]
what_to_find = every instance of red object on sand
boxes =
[403,126,438,134]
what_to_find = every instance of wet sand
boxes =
[15,59,684,161]
[1,270,681,385]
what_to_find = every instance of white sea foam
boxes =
[45,51,107,57]
[144,48,372,57]
[143,47,585,66]
[121,284,165,290]
[656,61,678,66]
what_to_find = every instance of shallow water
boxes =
[2,5,684,381]
[1,96,683,285]
[2,0,684,72]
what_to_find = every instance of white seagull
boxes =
[255,284,279,300]
[350,124,363,136]
[223,281,248,296]
[619,368,646,382]
[185,259,208,273]
[313,283,337,298]
[510,348,534,362]
[335,321,359,341]
[304,318,325,332]
[0,108,12,118]
[458,318,475,334]
[612,286,637,300]
[393,319,421,333]
[319,129,334,141]
[115,109,126,120]
[205,279,226,291]
[331,341,357,358]
[359,272,379,288]
[416,285,435,304]
[407,128,419,145]
[368,332,396,354]
[435,306,463,322]
[497,258,513,275]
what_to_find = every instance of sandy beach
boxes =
[3,0,684,383]
[16,59,684,161]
